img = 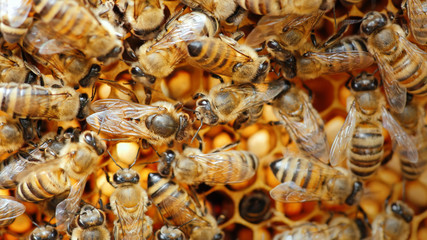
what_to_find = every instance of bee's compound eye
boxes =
[84,133,94,143]
[199,100,209,106]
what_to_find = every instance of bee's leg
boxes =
[211,73,224,84]
[310,30,318,49]
[254,42,265,53]
[345,73,354,90]
[144,86,152,105]
[19,118,34,141]
[211,140,240,153]
[189,185,202,209]
[103,167,114,188]
[301,81,313,101]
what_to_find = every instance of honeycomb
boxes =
[2,0,427,239]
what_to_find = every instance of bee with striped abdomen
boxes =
[391,94,427,181]
[272,79,329,164]
[133,11,218,85]
[402,0,427,46]
[0,83,90,121]
[282,36,375,79]
[186,34,270,83]
[361,11,427,113]
[16,130,106,202]
[330,72,418,179]
[31,0,122,64]
[147,173,223,240]
[179,0,246,25]
[269,154,363,205]
[21,22,101,88]
[193,79,285,129]
[157,142,259,185]
[234,0,334,16]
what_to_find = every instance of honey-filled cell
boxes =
[3,0,427,239]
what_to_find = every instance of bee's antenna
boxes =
[129,146,141,169]
[149,143,162,158]
[191,119,203,144]
[106,149,123,170]
[183,107,196,112]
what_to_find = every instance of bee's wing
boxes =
[278,96,329,164]
[219,34,252,59]
[190,150,258,184]
[86,110,154,139]
[14,157,64,183]
[371,48,408,113]
[24,22,75,55]
[91,99,164,119]
[0,53,17,69]
[407,0,427,44]
[232,81,285,111]
[1,0,32,28]
[113,198,145,239]
[0,196,25,221]
[381,105,418,163]
[245,15,286,46]
[55,176,87,231]
[157,194,204,227]
[0,155,36,189]
[309,51,375,73]
[270,182,324,202]
[330,101,357,167]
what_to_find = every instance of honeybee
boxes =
[245,13,323,55]
[234,0,335,16]
[157,143,259,185]
[86,99,190,146]
[273,216,362,240]
[0,196,25,226]
[16,130,106,202]
[0,0,33,43]
[147,173,223,240]
[21,22,101,88]
[402,0,427,46]
[0,83,90,121]
[155,225,186,240]
[133,11,218,84]
[71,204,110,240]
[391,94,427,180]
[193,80,285,129]
[186,34,270,83]
[29,224,61,240]
[0,116,25,154]
[372,200,413,240]
[361,11,427,113]
[0,128,77,189]
[116,0,166,40]
[0,49,40,84]
[282,36,375,79]
[330,72,418,179]
[179,0,246,25]
[269,154,363,205]
[107,155,152,240]
[272,79,329,164]
[31,0,123,63]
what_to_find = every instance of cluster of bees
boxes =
[0,0,427,239]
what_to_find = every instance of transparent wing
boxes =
[330,102,357,166]
[0,154,37,189]
[86,110,154,139]
[246,14,321,47]
[189,150,257,184]
[382,105,418,163]
[0,196,25,222]
[270,182,328,203]
[91,99,164,119]
[278,95,329,164]
[157,194,204,228]
[372,49,407,113]
[407,0,427,44]
[151,12,213,50]
[1,0,32,27]
[219,34,252,59]
[55,176,87,231]
[114,198,145,239]
[24,22,74,55]
[309,51,375,74]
